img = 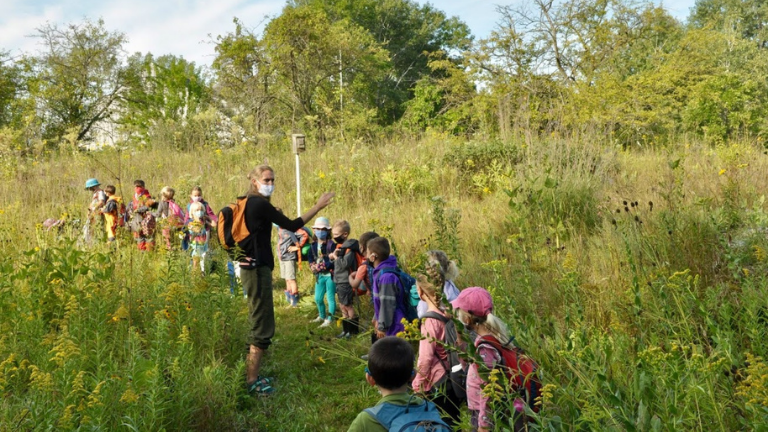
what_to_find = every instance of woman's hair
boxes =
[247,165,274,196]
[426,250,459,282]
[161,186,175,200]
[191,186,202,195]
[134,179,145,188]
[456,309,510,343]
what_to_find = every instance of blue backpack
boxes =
[378,267,419,322]
[364,397,452,432]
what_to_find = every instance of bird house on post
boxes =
[292,134,306,154]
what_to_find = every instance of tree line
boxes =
[0,0,766,155]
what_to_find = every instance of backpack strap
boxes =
[422,311,453,375]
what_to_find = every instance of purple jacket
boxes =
[372,255,406,336]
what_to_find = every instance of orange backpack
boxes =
[217,196,254,263]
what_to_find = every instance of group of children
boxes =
[274,215,538,431]
[84,178,218,272]
[84,178,538,431]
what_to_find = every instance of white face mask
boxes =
[258,182,274,197]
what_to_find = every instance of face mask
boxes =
[333,236,345,244]
[316,230,328,240]
[191,196,202,203]
[258,182,274,197]
[135,187,144,196]
[195,210,204,218]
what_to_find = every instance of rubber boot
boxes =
[349,316,360,335]
[290,293,299,307]
[284,291,291,305]
[337,319,349,339]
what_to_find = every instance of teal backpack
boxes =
[364,396,451,432]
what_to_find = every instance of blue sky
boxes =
[1,0,698,66]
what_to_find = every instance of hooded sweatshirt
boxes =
[332,238,360,286]
[372,255,406,336]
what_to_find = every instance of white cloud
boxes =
[0,0,283,65]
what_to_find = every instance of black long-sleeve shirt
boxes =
[244,195,304,270]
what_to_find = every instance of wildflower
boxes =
[318,170,326,179]
[178,325,191,345]
[317,356,326,364]
[29,365,54,392]
[120,387,140,404]
[86,381,106,408]
[719,169,726,175]
[68,370,87,399]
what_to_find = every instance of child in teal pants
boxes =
[308,217,337,327]
[314,273,336,326]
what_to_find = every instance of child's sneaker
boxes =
[319,318,332,328]
[310,316,324,323]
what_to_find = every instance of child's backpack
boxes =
[167,200,186,228]
[296,226,313,260]
[217,197,255,265]
[477,335,542,414]
[105,196,126,227]
[378,268,419,322]
[421,311,468,404]
[338,242,368,295]
[364,396,451,432]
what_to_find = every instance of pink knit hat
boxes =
[451,287,493,317]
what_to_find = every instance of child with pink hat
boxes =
[451,287,527,431]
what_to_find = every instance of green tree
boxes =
[261,5,388,142]
[31,18,128,144]
[292,0,472,124]
[121,53,209,139]
[0,51,24,128]
[211,18,277,141]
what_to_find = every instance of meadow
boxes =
[1,134,768,431]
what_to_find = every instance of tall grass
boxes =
[1,134,768,429]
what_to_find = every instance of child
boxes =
[418,250,461,318]
[187,201,210,273]
[134,206,156,251]
[183,186,217,250]
[413,274,464,427]
[451,287,520,432]
[368,237,408,339]
[156,186,186,250]
[349,231,379,356]
[85,178,106,242]
[329,220,361,338]
[308,217,336,328]
[101,185,123,243]
[349,231,379,296]
[276,208,301,307]
[186,186,218,227]
[348,337,449,432]
[127,180,156,249]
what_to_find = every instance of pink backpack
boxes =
[167,201,186,227]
